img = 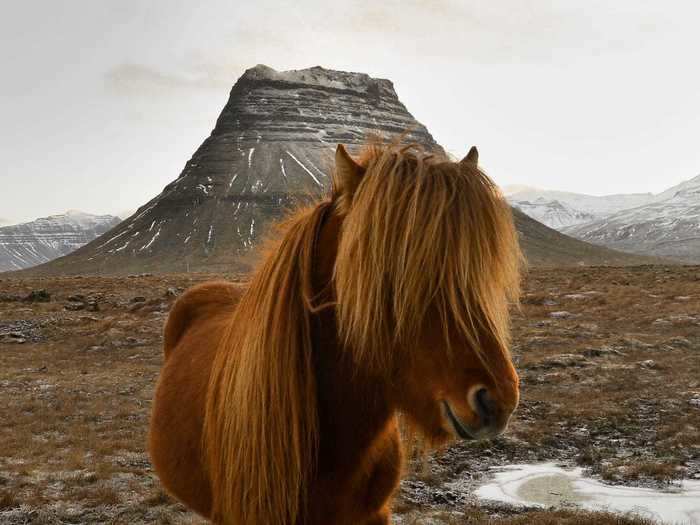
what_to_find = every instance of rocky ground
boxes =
[0,266,698,524]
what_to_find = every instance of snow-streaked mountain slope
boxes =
[23,65,441,275]
[563,175,700,262]
[0,211,121,272]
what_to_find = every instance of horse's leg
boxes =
[362,425,402,517]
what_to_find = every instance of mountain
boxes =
[19,65,652,276]
[19,65,440,275]
[504,186,654,229]
[0,211,121,272]
[564,175,700,263]
[509,197,596,229]
[513,209,659,267]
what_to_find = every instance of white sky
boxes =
[2,0,699,223]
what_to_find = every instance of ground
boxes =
[0,266,698,524]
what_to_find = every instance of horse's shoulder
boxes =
[163,281,245,358]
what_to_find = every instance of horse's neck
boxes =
[311,211,394,469]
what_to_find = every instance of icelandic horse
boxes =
[149,140,522,524]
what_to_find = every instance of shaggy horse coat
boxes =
[149,141,522,524]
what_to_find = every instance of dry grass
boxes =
[1,266,699,523]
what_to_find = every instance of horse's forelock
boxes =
[334,143,522,380]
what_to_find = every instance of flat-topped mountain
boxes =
[29,65,440,275]
[0,211,120,272]
[20,65,654,276]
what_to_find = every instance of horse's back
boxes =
[149,280,244,518]
[163,280,243,358]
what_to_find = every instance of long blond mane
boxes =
[203,202,330,525]
[203,141,521,525]
[334,142,522,379]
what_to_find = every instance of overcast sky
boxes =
[2,1,699,223]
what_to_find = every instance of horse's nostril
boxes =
[475,388,496,427]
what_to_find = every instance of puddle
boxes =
[475,463,700,524]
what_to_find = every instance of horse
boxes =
[148,140,522,525]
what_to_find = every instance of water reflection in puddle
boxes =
[475,463,700,525]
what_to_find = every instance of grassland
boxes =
[0,266,698,524]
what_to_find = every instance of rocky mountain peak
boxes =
[211,64,430,146]
[28,66,441,275]
[239,64,393,94]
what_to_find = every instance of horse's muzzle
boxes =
[443,386,513,440]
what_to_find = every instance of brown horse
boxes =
[149,140,522,525]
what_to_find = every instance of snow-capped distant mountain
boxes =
[563,175,700,262]
[509,197,597,229]
[0,211,121,272]
[504,186,655,220]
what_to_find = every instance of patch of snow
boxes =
[286,151,322,187]
[476,463,700,525]
[140,227,161,251]
[279,159,288,181]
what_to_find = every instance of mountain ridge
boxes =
[564,173,700,262]
[0,211,121,272]
[12,65,657,276]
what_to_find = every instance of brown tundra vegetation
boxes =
[0,265,698,524]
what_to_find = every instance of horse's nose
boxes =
[473,387,498,427]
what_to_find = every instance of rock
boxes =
[23,289,50,302]
[164,287,179,298]
[533,354,591,369]
[668,314,697,324]
[0,320,42,343]
[620,336,654,349]
[130,296,146,303]
[582,346,625,358]
[113,336,148,348]
[64,302,86,311]
[666,336,692,349]
[86,301,100,312]
[689,396,700,408]
[0,332,26,344]
[639,360,657,369]
[549,311,577,319]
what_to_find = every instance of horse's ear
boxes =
[333,144,364,199]
[461,146,479,166]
